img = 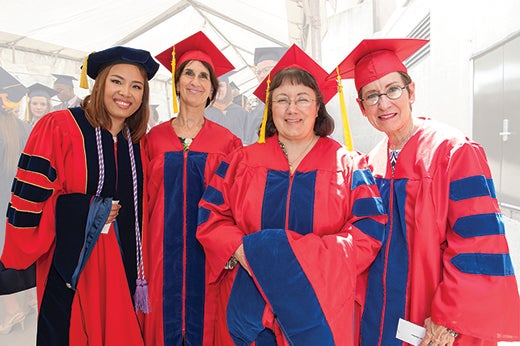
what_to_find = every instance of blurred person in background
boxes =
[0,66,35,335]
[27,83,57,125]
[51,74,82,110]
[242,46,286,145]
[206,72,248,141]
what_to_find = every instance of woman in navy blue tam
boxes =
[0,46,158,346]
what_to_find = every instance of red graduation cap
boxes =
[329,38,429,91]
[252,44,337,143]
[155,31,234,78]
[253,44,337,104]
[155,31,234,113]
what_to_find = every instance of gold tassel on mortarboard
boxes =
[171,48,179,114]
[257,74,271,144]
[80,53,91,89]
[336,67,354,151]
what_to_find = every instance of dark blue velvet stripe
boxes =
[352,169,376,190]
[203,185,224,206]
[227,267,268,345]
[451,253,515,276]
[164,151,185,345]
[261,170,290,230]
[6,203,41,228]
[380,179,409,344]
[353,218,385,242]
[215,161,229,179]
[453,213,505,238]
[184,152,207,345]
[450,175,495,201]
[197,206,211,226]
[361,178,408,346]
[288,171,316,235]
[353,197,385,217]
[486,178,497,198]
[244,229,335,345]
[17,153,57,182]
[11,178,53,203]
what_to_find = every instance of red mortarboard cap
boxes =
[329,38,429,91]
[155,31,234,78]
[253,44,337,104]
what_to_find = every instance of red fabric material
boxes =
[364,117,520,343]
[1,110,144,345]
[197,135,386,345]
[139,119,241,346]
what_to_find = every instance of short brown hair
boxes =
[81,63,150,142]
[264,68,334,138]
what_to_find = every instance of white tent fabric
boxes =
[0,1,310,92]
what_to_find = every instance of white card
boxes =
[396,318,425,346]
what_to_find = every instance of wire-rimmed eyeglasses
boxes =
[359,84,409,106]
[272,97,315,109]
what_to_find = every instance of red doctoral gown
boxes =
[197,135,387,346]
[360,117,520,345]
[141,119,241,346]
[1,108,146,345]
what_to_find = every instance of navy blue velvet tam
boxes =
[85,46,160,80]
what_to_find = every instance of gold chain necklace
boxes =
[279,136,317,171]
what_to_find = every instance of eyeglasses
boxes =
[272,97,315,109]
[360,84,409,106]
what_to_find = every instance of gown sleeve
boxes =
[1,113,70,269]
[197,150,245,284]
[432,141,520,340]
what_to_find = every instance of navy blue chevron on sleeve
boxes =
[449,175,497,201]
[11,178,53,203]
[351,169,376,190]
[6,203,42,228]
[17,153,57,182]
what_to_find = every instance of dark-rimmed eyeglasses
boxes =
[360,84,409,106]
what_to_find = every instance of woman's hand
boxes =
[233,244,251,276]
[419,317,457,346]
[106,200,121,225]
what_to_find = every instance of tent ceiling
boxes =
[0,0,316,94]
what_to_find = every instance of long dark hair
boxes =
[264,68,334,138]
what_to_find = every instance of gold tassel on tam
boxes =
[171,48,179,114]
[336,67,354,151]
[257,75,271,143]
[79,53,91,89]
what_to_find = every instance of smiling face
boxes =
[29,96,50,121]
[271,80,319,143]
[358,71,415,138]
[103,63,145,132]
[176,60,213,109]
